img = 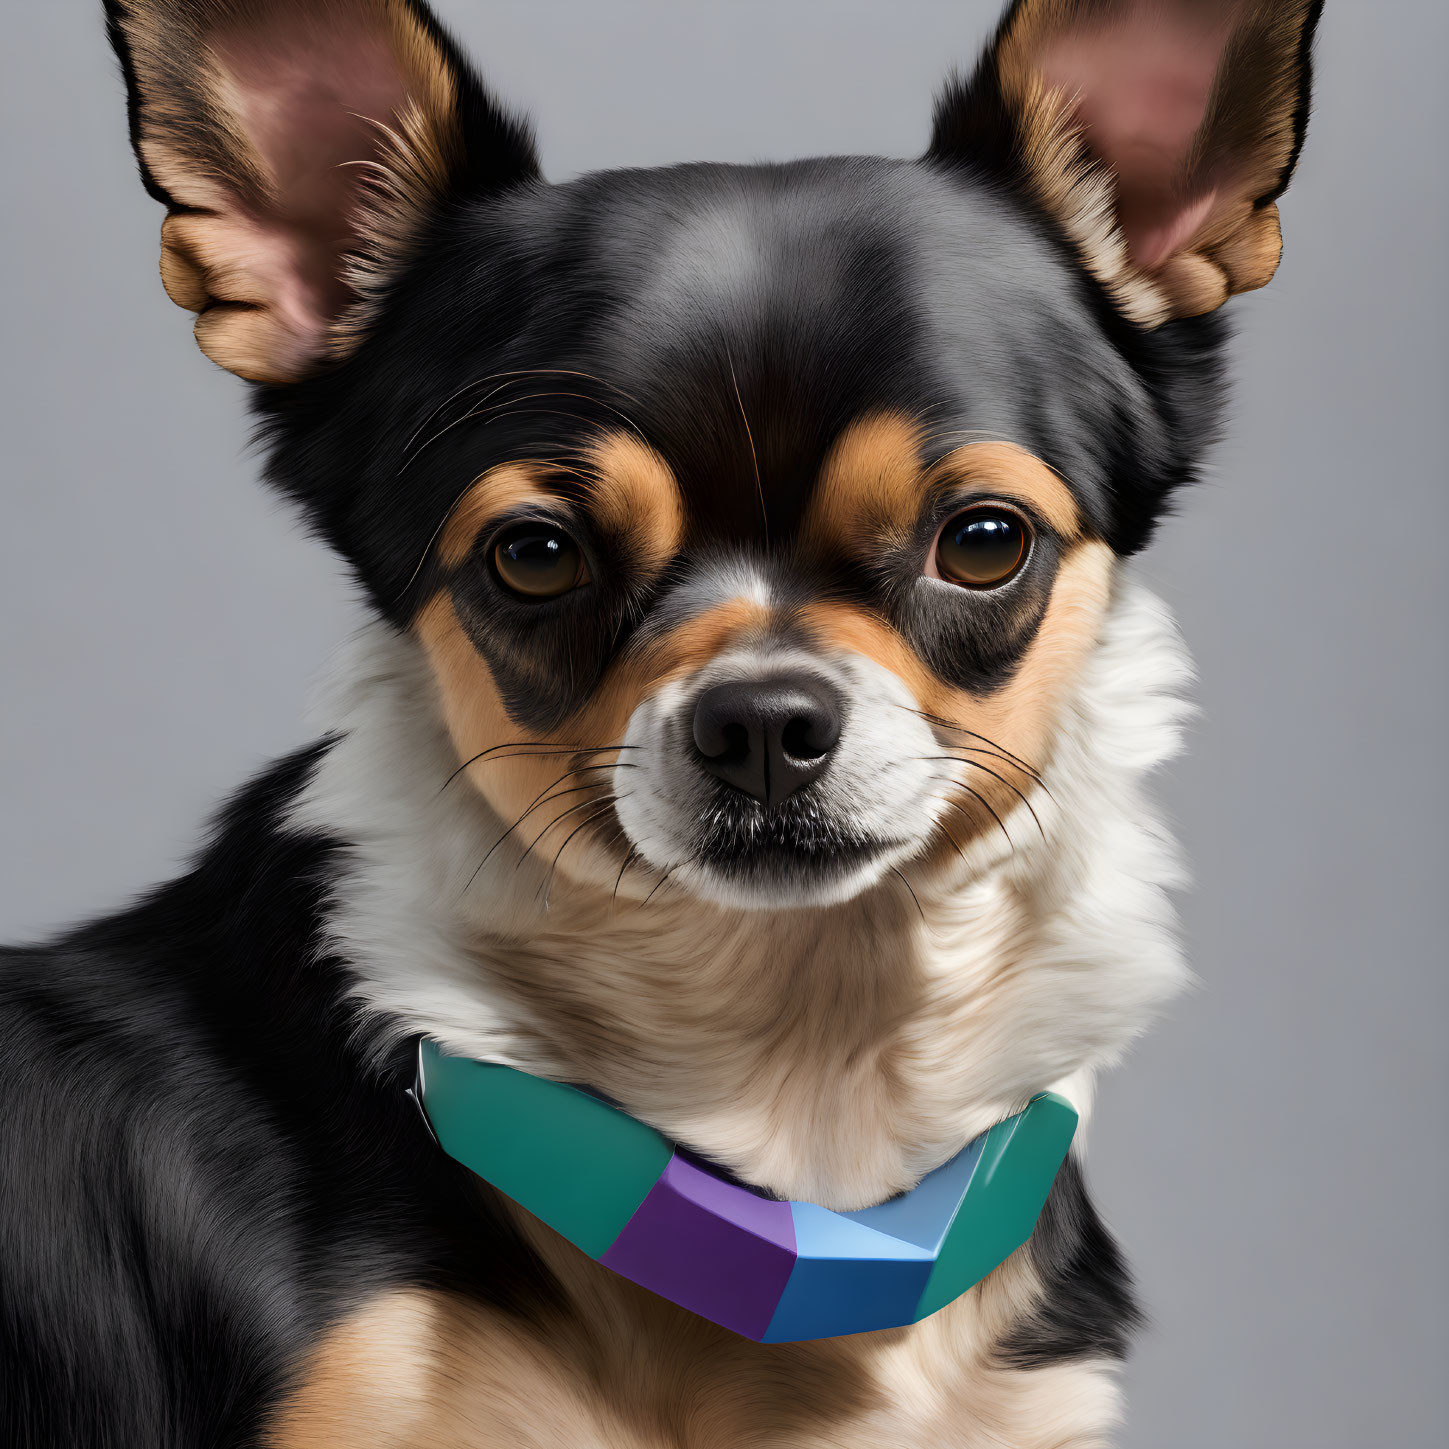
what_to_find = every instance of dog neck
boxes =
[288,577,1190,1210]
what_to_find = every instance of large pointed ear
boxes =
[929,0,1321,325]
[104,0,538,382]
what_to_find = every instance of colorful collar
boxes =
[414,1040,1075,1343]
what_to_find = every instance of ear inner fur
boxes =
[930,0,1321,324]
[105,0,536,380]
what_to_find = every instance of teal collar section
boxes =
[415,1040,1076,1342]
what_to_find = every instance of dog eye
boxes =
[933,507,1029,588]
[492,522,586,599]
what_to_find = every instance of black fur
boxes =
[263,154,1219,615]
[998,1154,1145,1369]
[0,748,556,1447]
[3,1,1322,1440]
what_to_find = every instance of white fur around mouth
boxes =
[287,577,1191,1208]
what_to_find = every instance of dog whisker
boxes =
[536,798,629,905]
[474,768,622,874]
[937,821,967,864]
[402,376,521,472]
[929,781,1013,849]
[641,860,679,906]
[440,742,637,794]
[913,755,1046,835]
[888,864,926,923]
[515,792,620,872]
[398,369,648,476]
[961,759,1046,836]
[612,843,640,904]
[894,704,1044,781]
[459,769,619,897]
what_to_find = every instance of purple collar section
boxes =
[600,1153,798,1340]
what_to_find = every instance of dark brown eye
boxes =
[934,507,1029,588]
[492,522,585,599]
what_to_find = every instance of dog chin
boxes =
[670,840,904,911]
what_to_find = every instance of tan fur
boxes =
[436,439,684,574]
[111,0,466,380]
[807,416,1082,554]
[805,413,932,554]
[266,1224,1122,1448]
[576,433,686,576]
[990,0,1314,323]
[417,586,775,874]
[435,464,559,570]
[936,441,1083,537]
[414,592,626,851]
[409,546,1116,1210]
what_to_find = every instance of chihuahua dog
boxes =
[1,1,1320,1445]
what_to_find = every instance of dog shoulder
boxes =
[997,1154,1143,1370]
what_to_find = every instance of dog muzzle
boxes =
[412,1039,1076,1342]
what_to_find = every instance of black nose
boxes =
[691,673,842,806]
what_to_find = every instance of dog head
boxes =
[107,0,1319,914]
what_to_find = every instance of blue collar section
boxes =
[415,1040,1076,1342]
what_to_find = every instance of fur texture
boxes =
[2,1,1321,1443]
[288,577,1191,1210]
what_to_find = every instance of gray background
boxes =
[2,4,1444,1445]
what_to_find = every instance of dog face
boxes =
[410,162,1131,909]
[108,0,1319,911]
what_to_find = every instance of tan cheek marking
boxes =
[932,541,1114,847]
[436,464,560,571]
[579,432,684,574]
[955,539,1113,760]
[415,594,571,830]
[415,592,777,834]
[803,542,1113,848]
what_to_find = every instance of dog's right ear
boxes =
[104,0,537,383]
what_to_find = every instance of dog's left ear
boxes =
[930,0,1322,324]
[104,0,538,383]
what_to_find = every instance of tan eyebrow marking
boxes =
[436,463,558,569]
[802,413,1082,557]
[576,433,684,575]
[804,413,927,554]
[936,441,1081,537]
[434,434,683,578]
